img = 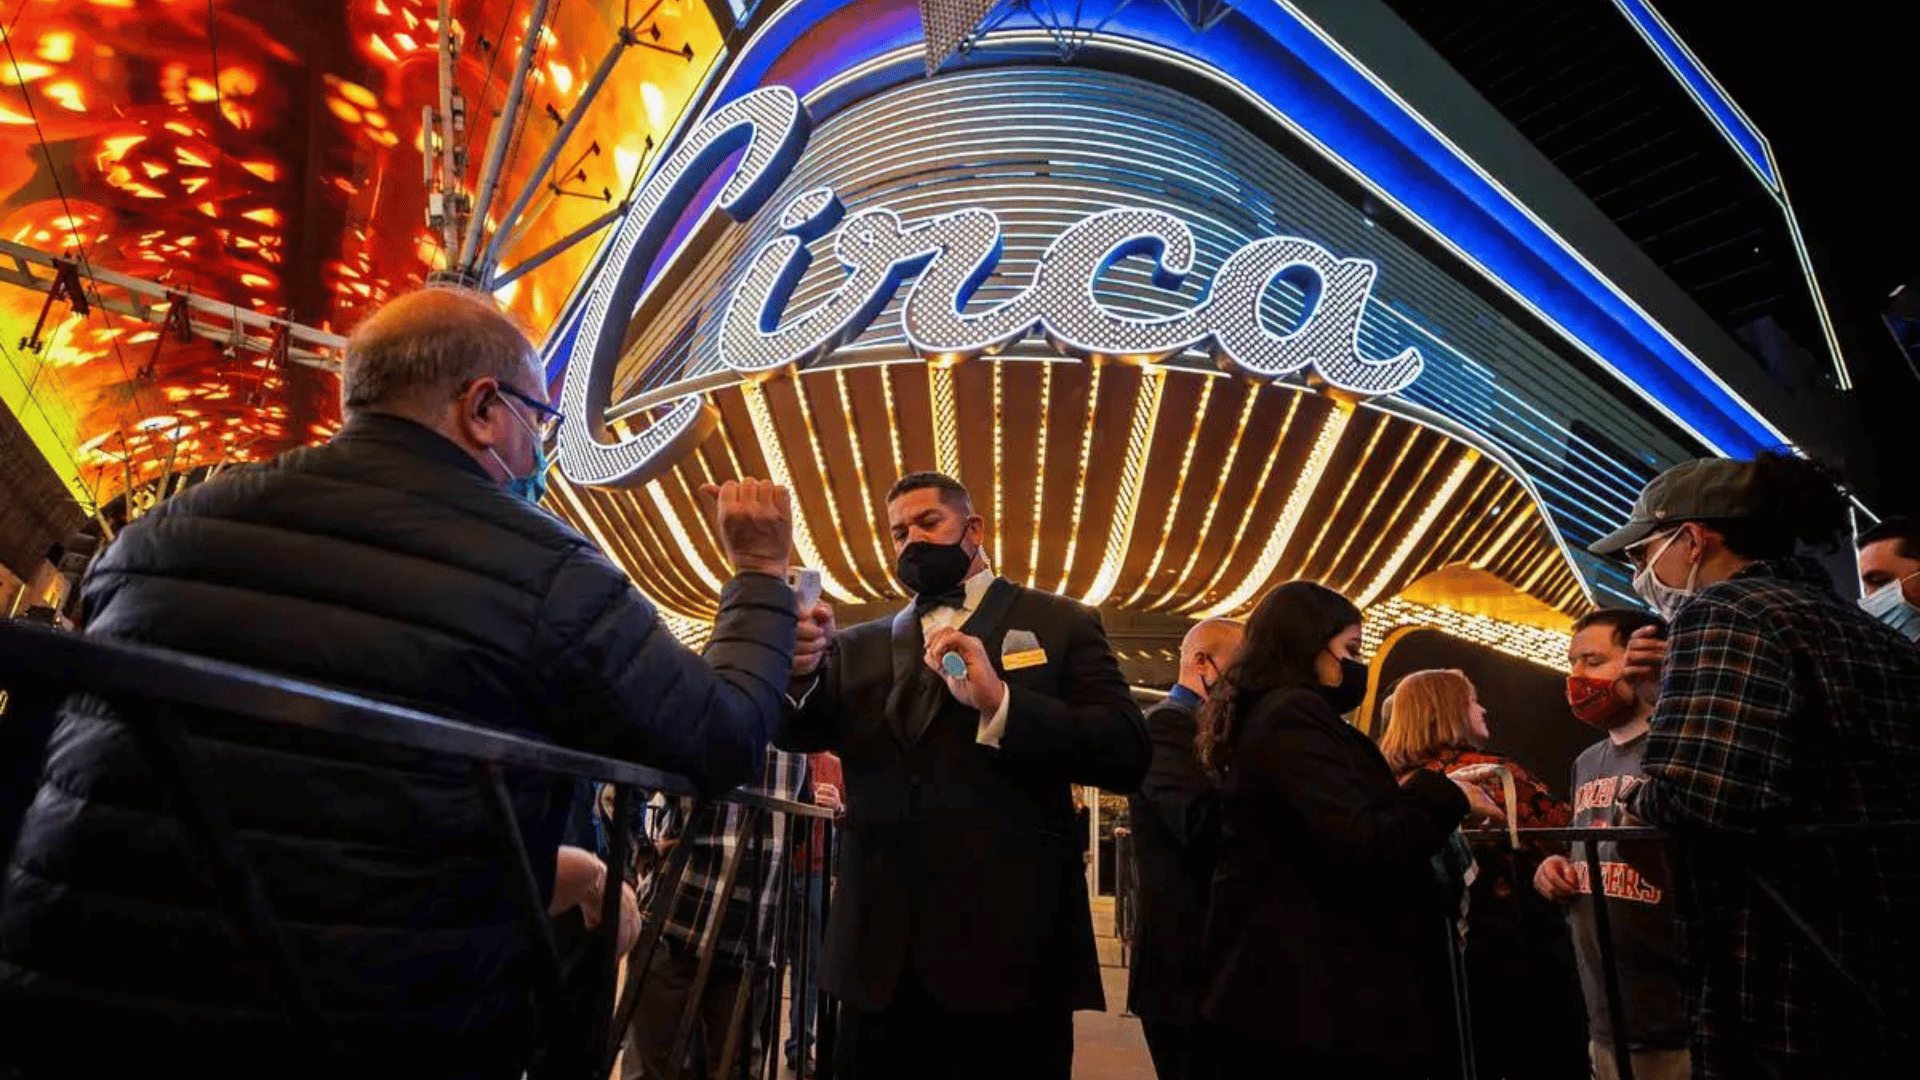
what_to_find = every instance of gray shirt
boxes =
[1569,731,1688,1049]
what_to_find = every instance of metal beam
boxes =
[458,0,556,276]
[477,18,641,275]
[0,239,343,372]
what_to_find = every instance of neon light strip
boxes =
[1293,411,1390,578]
[740,380,856,600]
[1321,426,1432,597]
[929,362,961,478]
[1182,388,1302,610]
[1027,361,1054,580]
[1191,401,1350,618]
[1351,450,1479,608]
[1608,0,1776,189]
[1154,382,1260,610]
[791,372,888,599]
[647,479,726,594]
[1119,375,1214,609]
[880,363,906,479]
[1083,367,1165,607]
[1363,597,1570,671]
[1606,0,1851,390]
[991,360,1005,565]
[834,367,892,591]
[1259,11,1802,445]
[1054,358,1103,595]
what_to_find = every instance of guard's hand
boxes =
[702,477,792,579]
[1535,854,1580,902]
[1621,626,1667,706]
[924,627,1007,716]
[1453,777,1507,825]
[813,782,844,813]
[794,601,837,677]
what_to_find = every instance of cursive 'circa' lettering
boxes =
[558,86,1423,489]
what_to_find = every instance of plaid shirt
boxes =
[639,749,809,965]
[1627,557,1920,1076]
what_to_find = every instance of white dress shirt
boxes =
[919,569,1012,749]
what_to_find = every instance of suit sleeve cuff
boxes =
[975,687,1012,749]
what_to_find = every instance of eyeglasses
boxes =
[496,382,566,443]
[1624,526,1683,571]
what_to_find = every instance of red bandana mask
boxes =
[1566,675,1631,727]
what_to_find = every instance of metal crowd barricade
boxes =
[1454,822,1919,1080]
[1111,827,1136,970]
[0,619,835,1080]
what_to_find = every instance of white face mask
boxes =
[1631,529,1698,621]
[1859,573,1920,642]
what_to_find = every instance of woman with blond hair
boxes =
[1381,668,1585,1078]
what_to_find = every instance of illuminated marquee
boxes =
[557,86,1425,488]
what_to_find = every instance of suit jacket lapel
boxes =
[959,577,1019,646]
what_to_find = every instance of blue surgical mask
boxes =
[1860,574,1920,642]
[488,397,552,506]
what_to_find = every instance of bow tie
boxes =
[912,589,968,618]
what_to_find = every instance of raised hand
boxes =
[701,477,793,579]
[1621,625,1667,706]
[923,626,1007,716]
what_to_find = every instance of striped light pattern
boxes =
[558,361,1588,624]
[1363,597,1572,671]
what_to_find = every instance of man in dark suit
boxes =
[1125,618,1243,1080]
[780,471,1150,1080]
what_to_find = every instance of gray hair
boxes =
[341,285,539,415]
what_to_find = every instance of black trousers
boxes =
[1201,1027,1404,1080]
[837,969,1072,1080]
[1141,1017,1219,1080]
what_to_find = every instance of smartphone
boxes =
[786,567,823,615]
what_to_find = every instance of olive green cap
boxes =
[1589,458,1758,555]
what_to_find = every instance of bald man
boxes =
[0,287,800,1079]
[1125,618,1244,1080]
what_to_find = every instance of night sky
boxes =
[1659,2,1920,507]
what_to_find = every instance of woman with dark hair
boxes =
[1592,450,1920,1079]
[1196,581,1504,1079]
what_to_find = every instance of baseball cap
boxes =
[1589,458,1758,555]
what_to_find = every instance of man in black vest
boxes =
[781,471,1149,1080]
[1125,617,1243,1080]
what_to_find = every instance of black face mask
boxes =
[895,537,974,597]
[1316,656,1369,715]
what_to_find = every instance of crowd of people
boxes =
[1127,454,1920,1080]
[0,283,1916,1080]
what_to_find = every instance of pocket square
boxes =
[1002,629,1041,655]
[1001,629,1047,670]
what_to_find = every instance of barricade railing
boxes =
[0,619,835,1080]
[1453,822,1919,1080]
[1112,828,1136,969]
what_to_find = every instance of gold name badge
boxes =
[1003,648,1049,671]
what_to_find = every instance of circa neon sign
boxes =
[557,85,1425,488]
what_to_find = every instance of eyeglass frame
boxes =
[492,381,566,443]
